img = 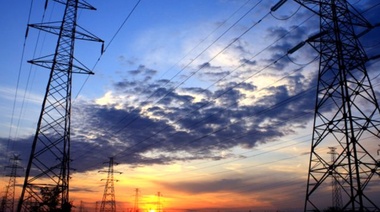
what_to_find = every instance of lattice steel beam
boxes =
[17,1,102,211]
[293,0,380,211]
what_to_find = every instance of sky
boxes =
[1,0,380,211]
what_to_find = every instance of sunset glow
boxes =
[1,0,380,211]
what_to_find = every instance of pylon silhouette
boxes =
[133,188,139,212]
[0,155,22,212]
[327,147,342,210]
[292,0,380,211]
[156,192,163,212]
[16,0,102,211]
[99,157,122,212]
[79,200,85,212]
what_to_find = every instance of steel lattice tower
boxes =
[156,192,162,212]
[99,157,122,212]
[133,188,140,212]
[17,0,103,211]
[78,200,85,212]
[294,0,380,211]
[327,147,342,210]
[0,155,22,212]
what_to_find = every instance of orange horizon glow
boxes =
[1,142,310,212]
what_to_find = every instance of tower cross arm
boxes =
[293,0,372,27]
[28,54,95,75]
[29,22,104,43]
[53,0,96,10]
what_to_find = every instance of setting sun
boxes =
[1,1,380,212]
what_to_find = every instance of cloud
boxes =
[69,186,97,193]
[158,178,253,194]
[128,64,157,77]
[0,86,43,105]
[240,58,256,66]
[1,61,318,173]
[0,136,36,170]
[265,25,310,70]
[160,174,304,195]
[68,65,316,171]
[154,170,307,210]
[0,5,331,175]
[197,62,220,70]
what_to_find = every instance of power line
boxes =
[100,0,267,136]
[110,10,315,144]
[99,0,258,131]
[71,0,284,166]
[5,0,380,211]
[71,50,315,171]
[74,0,142,100]
[5,0,38,156]
[73,2,306,165]
[109,52,310,161]
[158,139,310,178]
[270,3,302,20]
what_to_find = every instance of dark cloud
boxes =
[6,4,359,175]
[128,64,157,76]
[70,68,315,171]
[350,1,380,25]
[117,55,136,66]
[195,62,230,81]
[156,171,306,209]
[0,64,316,173]
[158,178,253,194]
[69,186,97,193]
[198,62,220,70]
[0,137,32,171]
[199,70,230,82]
[240,58,256,66]
[265,25,310,70]
[233,38,252,55]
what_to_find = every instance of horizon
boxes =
[1,0,380,211]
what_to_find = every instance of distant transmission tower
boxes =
[95,201,99,212]
[293,0,380,211]
[327,147,342,210]
[0,155,23,212]
[17,0,103,211]
[133,188,139,212]
[156,192,163,212]
[99,157,122,212]
[79,200,85,212]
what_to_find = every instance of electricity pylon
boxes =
[327,147,342,210]
[292,0,380,211]
[133,188,139,212]
[0,155,23,212]
[95,201,99,212]
[79,200,85,212]
[17,0,103,211]
[99,157,122,212]
[156,192,163,212]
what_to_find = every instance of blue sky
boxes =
[1,0,380,211]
